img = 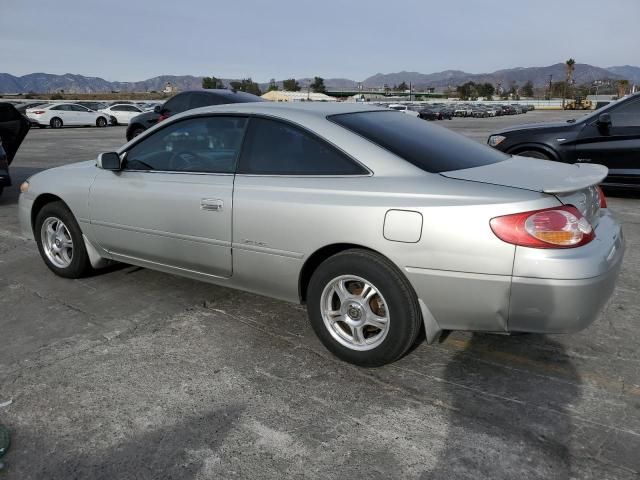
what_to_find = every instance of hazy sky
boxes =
[1,0,638,81]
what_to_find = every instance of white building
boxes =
[261,90,337,102]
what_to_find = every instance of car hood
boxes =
[493,121,576,135]
[440,156,607,194]
[0,103,30,165]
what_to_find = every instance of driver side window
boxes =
[124,116,248,173]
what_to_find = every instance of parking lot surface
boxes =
[1,111,639,479]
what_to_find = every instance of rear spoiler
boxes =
[541,164,608,194]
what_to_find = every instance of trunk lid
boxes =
[440,156,606,226]
[0,103,30,165]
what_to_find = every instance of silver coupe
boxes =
[19,103,625,366]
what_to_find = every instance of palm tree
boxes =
[617,79,630,98]
[563,58,576,108]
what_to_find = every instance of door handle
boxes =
[201,198,223,211]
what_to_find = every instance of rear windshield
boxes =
[329,110,508,173]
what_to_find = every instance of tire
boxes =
[515,150,551,160]
[130,126,145,139]
[307,249,422,367]
[96,117,107,127]
[110,116,118,126]
[34,201,92,278]
[50,117,63,129]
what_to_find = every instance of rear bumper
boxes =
[405,210,624,336]
[508,210,624,332]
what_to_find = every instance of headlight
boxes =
[19,181,30,193]
[488,135,506,147]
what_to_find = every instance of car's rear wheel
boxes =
[96,117,107,127]
[35,201,92,278]
[307,249,422,367]
[130,126,145,138]
[515,150,551,160]
[50,117,63,129]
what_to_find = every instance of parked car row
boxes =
[381,102,535,120]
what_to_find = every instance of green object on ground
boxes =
[0,424,9,458]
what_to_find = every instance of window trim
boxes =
[235,114,372,177]
[120,114,250,175]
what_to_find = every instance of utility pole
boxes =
[409,82,412,102]
[548,75,553,101]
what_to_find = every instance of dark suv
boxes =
[125,89,263,141]
[488,92,640,188]
[0,102,30,196]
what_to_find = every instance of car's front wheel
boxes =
[35,201,92,278]
[515,150,551,160]
[96,117,107,127]
[307,249,422,367]
[50,117,63,129]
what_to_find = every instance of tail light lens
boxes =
[596,186,607,208]
[158,114,168,122]
[33,110,45,114]
[490,205,594,248]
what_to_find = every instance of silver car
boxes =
[18,103,624,366]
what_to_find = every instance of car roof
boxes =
[180,101,387,120]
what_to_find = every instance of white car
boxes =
[387,104,419,117]
[99,104,145,125]
[26,103,109,129]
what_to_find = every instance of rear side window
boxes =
[610,98,640,127]
[163,93,190,115]
[237,117,367,175]
[190,93,217,109]
[330,110,508,172]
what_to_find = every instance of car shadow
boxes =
[4,406,244,479]
[420,333,581,479]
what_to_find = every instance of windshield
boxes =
[329,110,509,173]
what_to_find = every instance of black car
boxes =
[125,89,264,141]
[418,108,438,121]
[488,92,640,188]
[0,102,30,196]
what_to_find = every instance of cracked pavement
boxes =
[1,113,639,479]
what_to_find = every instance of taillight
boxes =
[158,114,168,122]
[596,186,607,208]
[490,205,594,248]
[33,110,45,114]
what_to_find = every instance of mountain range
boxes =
[1,63,638,94]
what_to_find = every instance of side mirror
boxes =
[153,105,161,113]
[97,152,121,171]
[597,112,612,127]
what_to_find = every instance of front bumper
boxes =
[18,193,34,239]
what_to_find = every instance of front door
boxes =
[574,97,640,185]
[89,115,248,277]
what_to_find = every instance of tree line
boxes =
[201,76,327,95]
